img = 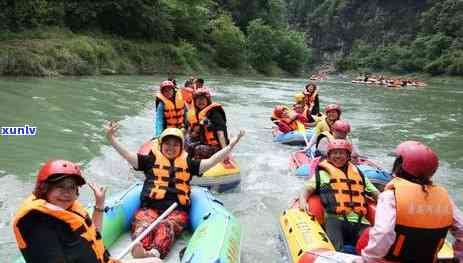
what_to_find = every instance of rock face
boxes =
[286,0,428,61]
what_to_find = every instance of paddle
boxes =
[115,202,178,260]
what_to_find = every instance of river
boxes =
[1,75,462,262]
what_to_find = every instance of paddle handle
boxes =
[115,202,178,260]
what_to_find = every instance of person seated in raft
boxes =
[315,120,360,162]
[302,82,320,121]
[271,105,308,133]
[299,139,380,252]
[154,80,187,138]
[304,103,342,150]
[106,123,245,259]
[185,87,232,160]
[12,160,162,263]
[354,141,463,263]
[292,93,305,114]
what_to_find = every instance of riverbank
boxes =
[0,27,259,77]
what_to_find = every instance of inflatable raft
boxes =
[289,149,392,190]
[15,184,241,263]
[280,196,455,263]
[138,140,241,192]
[273,123,314,146]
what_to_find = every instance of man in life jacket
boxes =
[154,80,187,138]
[299,139,379,252]
[302,82,320,122]
[355,141,463,263]
[186,87,230,159]
[105,122,245,259]
[12,160,155,263]
[271,105,308,133]
[305,103,342,150]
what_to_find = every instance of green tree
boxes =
[246,19,278,73]
[209,14,247,68]
[274,30,310,73]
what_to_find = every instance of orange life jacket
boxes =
[188,103,225,146]
[304,91,317,107]
[156,92,185,129]
[13,195,110,263]
[317,160,368,216]
[149,143,192,206]
[271,108,299,131]
[181,87,194,106]
[384,178,453,263]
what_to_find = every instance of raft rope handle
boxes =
[96,183,142,211]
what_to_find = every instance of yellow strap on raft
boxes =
[280,208,335,263]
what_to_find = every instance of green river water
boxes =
[0,75,462,262]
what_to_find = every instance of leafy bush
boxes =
[274,30,310,74]
[209,14,246,68]
[246,19,279,73]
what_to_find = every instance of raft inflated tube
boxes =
[274,127,314,146]
[14,183,143,263]
[182,187,241,263]
[281,197,455,263]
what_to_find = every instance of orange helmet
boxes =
[35,160,85,192]
[273,105,287,118]
[327,139,352,154]
[393,141,438,178]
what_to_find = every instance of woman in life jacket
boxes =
[299,139,380,252]
[154,80,187,138]
[271,105,308,133]
[305,103,342,151]
[293,93,305,114]
[302,82,320,121]
[186,87,230,160]
[12,160,161,263]
[355,141,463,263]
[105,121,245,259]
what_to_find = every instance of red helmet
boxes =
[327,139,352,154]
[160,80,175,90]
[393,141,439,178]
[332,120,351,133]
[36,160,86,186]
[273,105,286,118]
[325,104,341,114]
[193,87,212,101]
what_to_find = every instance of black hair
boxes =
[392,157,432,192]
[34,175,80,199]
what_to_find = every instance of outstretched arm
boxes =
[199,130,245,174]
[105,121,138,169]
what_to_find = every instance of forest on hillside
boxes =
[1,0,462,76]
